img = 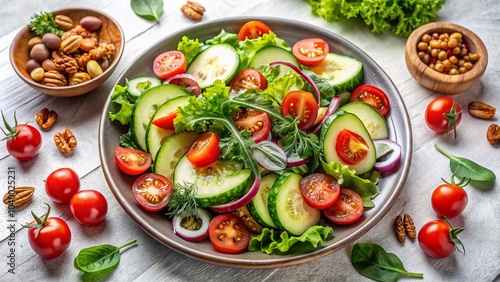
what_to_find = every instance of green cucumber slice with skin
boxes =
[309,53,363,92]
[320,110,376,175]
[339,102,389,140]
[131,84,189,151]
[246,173,279,228]
[268,172,321,235]
[173,155,252,207]
[126,76,162,102]
[186,43,240,89]
[153,131,199,181]
[249,46,299,77]
[146,95,191,159]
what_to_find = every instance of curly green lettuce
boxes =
[304,0,446,37]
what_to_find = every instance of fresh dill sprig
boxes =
[165,182,199,217]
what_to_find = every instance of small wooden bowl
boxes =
[9,7,124,97]
[405,22,488,95]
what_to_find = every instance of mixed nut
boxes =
[26,14,116,87]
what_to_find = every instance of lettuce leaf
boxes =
[108,84,134,125]
[249,225,333,255]
[322,161,380,209]
[177,36,204,65]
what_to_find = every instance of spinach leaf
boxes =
[131,0,164,22]
[74,239,137,277]
[435,144,496,188]
[351,242,423,282]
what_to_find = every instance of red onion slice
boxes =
[164,73,201,96]
[269,61,321,107]
[310,96,340,134]
[373,139,402,172]
[172,208,211,242]
[286,151,307,167]
[210,177,262,213]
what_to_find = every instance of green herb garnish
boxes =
[28,12,63,36]
[130,0,164,22]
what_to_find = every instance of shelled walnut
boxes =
[54,128,77,152]
[35,108,58,129]
[181,1,205,21]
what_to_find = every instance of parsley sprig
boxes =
[28,12,63,37]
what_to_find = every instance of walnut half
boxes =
[181,1,205,21]
[35,108,58,129]
[54,128,77,152]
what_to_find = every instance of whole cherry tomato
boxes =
[431,181,468,218]
[418,219,464,259]
[24,204,71,259]
[425,96,462,138]
[45,168,80,204]
[1,111,41,162]
[70,190,108,225]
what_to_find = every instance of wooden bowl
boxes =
[9,7,124,97]
[405,22,488,95]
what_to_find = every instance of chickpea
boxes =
[460,48,468,56]
[421,34,432,42]
[463,55,470,62]
[430,48,439,57]
[417,42,428,51]
[448,38,458,49]
[435,63,444,72]
[440,41,449,50]
[449,68,459,75]
[418,51,426,59]
[450,32,462,41]
[452,46,461,55]
[469,53,479,62]
[449,55,458,65]
[438,50,448,61]
[423,53,431,64]
[458,67,466,74]
[442,59,452,69]
[464,62,474,70]
[430,40,441,49]
[431,32,440,40]
[438,33,449,41]
[458,59,465,67]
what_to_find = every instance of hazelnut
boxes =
[30,44,50,61]
[80,16,102,31]
[41,59,57,71]
[28,37,43,49]
[42,33,61,50]
[26,59,41,74]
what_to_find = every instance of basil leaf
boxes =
[74,239,137,276]
[131,0,164,22]
[251,140,287,171]
[435,144,496,186]
[351,242,423,282]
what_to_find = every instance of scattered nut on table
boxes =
[35,108,58,129]
[468,101,496,120]
[394,215,405,243]
[487,124,500,145]
[54,128,77,152]
[181,1,206,21]
[403,214,416,239]
[3,186,35,207]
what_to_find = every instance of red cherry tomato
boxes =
[418,219,464,259]
[300,173,340,210]
[237,20,271,41]
[323,188,364,225]
[25,204,71,259]
[431,183,468,218]
[70,190,108,225]
[292,38,329,66]
[114,146,152,175]
[186,132,220,167]
[208,214,250,254]
[229,69,268,93]
[281,90,318,131]
[45,168,80,204]
[425,96,462,135]
[350,85,390,117]
[335,129,369,165]
[153,51,187,79]
[233,109,271,143]
[1,112,41,162]
[132,173,173,212]
[165,75,201,96]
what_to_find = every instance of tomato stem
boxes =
[443,101,462,139]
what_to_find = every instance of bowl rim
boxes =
[405,22,488,84]
[9,7,125,96]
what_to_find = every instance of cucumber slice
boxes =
[339,102,389,140]
[246,173,279,228]
[146,95,191,159]
[153,131,199,181]
[173,156,252,207]
[309,53,363,91]
[131,84,189,151]
[320,111,376,175]
[126,76,162,102]
[186,44,240,88]
[249,46,299,77]
[268,172,321,235]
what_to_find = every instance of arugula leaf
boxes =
[131,0,164,22]
[74,239,137,277]
[108,84,134,125]
[249,225,333,254]
[177,36,204,64]
[322,161,380,208]
[119,130,139,149]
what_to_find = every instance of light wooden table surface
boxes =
[1,1,499,281]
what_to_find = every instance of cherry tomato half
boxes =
[292,38,329,66]
[335,129,369,165]
[152,110,178,130]
[233,109,271,143]
[229,69,268,93]
[323,188,364,225]
[431,183,468,218]
[237,20,271,41]
[425,96,462,135]
[153,51,187,79]
[45,168,80,204]
[350,85,390,117]
[208,214,251,254]
[114,146,152,176]
[186,132,220,167]
[418,219,460,259]
[1,116,42,162]
[132,173,173,212]
[165,75,201,96]
[281,90,318,131]
[300,173,340,210]
[70,190,108,225]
